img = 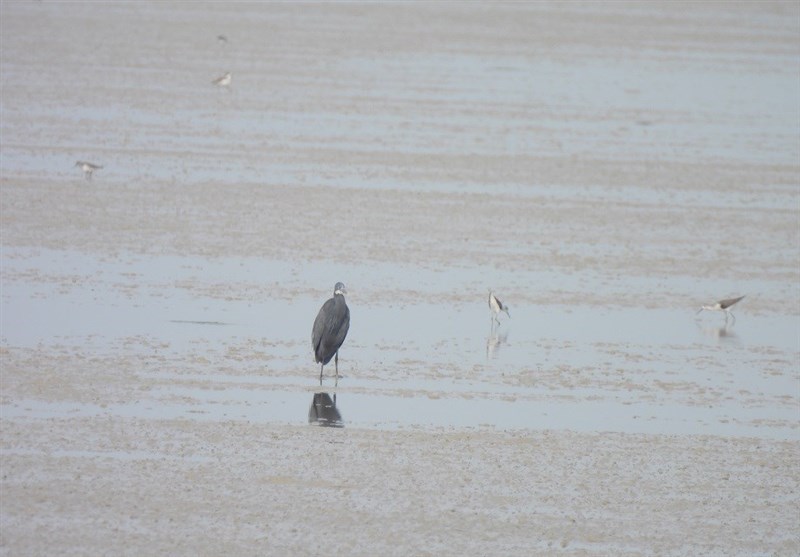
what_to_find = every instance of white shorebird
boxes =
[488,290,511,326]
[696,295,745,323]
[74,161,102,181]
[212,72,232,88]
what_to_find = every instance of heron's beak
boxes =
[696,307,704,315]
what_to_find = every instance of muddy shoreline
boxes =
[2,2,798,555]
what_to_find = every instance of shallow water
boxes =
[3,247,797,440]
[2,3,799,555]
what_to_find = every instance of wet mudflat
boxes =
[2,2,799,556]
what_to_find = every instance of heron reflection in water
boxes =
[308,392,344,428]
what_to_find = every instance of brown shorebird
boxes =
[488,290,511,327]
[696,295,745,323]
[74,161,102,181]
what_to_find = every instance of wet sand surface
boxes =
[2,2,799,555]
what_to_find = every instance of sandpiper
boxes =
[74,161,102,181]
[488,290,511,326]
[696,295,745,323]
[212,72,232,88]
[217,34,228,44]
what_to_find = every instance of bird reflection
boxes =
[308,392,344,428]
[697,322,740,345]
[486,328,509,359]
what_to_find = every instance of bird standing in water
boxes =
[489,290,510,327]
[696,295,745,323]
[312,282,350,384]
[74,161,102,181]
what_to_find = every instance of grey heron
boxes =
[312,282,350,384]
[74,161,102,181]
[696,295,745,323]
[488,290,510,326]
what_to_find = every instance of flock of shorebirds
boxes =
[71,32,748,385]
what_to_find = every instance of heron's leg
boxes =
[319,363,324,385]
[334,351,339,383]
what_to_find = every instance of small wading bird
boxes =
[312,282,350,385]
[74,161,102,181]
[212,72,232,88]
[488,290,510,326]
[696,295,746,323]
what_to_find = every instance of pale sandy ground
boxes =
[2,2,799,556]
[2,419,797,556]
